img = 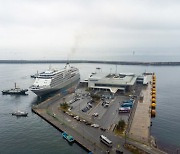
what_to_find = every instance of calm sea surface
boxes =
[0,60,180,153]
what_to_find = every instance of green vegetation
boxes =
[124,143,148,154]
[117,120,126,131]
[85,87,90,91]
[60,102,69,110]
[114,120,126,135]
[91,94,100,102]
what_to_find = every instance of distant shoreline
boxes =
[0,60,180,66]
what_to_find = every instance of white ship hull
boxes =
[31,75,80,96]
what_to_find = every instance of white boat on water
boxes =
[12,111,28,117]
[30,63,80,96]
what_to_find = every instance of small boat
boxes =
[62,132,74,143]
[12,111,28,117]
[2,83,28,95]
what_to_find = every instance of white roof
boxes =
[89,72,137,86]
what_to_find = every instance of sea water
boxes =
[0,61,180,153]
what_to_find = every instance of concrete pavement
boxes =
[32,85,166,154]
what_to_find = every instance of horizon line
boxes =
[0,59,180,66]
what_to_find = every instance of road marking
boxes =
[88,101,101,115]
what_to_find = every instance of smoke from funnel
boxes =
[67,35,81,61]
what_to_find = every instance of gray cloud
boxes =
[0,0,180,59]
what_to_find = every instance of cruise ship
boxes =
[30,63,80,96]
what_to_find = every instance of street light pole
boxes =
[177,148,179,154]
[125,130,127,145]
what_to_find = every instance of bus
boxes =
[100,135,112,147]
[119,107,131,113]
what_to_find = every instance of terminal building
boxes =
[88,72,137,94]
[136,75,148,85]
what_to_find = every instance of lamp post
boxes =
[125,130,127,145]
[177,148,179,154]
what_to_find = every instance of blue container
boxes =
[121,103,133,108]
[123,99,134,104]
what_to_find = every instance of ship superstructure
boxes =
[30,64,80,96]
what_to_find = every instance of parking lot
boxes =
[62,87,133,131]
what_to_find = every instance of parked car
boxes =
[92,113,99,117]
[91,124,100,128]
[70,113,74,117]
[100,127,107,131]
[74,116,80,121]
[68,106,73,111]
[102,101,106,106]
[53,113,56,117]
[87,103,92,108]
[82,107,88,112]
[104,104,109,107]
[116,149,123,154]
[75,97,80,101]
[85,121,91,125]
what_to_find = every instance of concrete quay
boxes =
[31,86,166,154]
[128,75,152,144]
[32,108,94,153]
[32,94,130,154]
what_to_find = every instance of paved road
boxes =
[49,96,131,154]
[33,90,166,154]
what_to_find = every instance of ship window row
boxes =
[50,73,77,86]
[51,81,63,86]
[51,80,64,85]
[71,74,76,77]
[40,74,53,76]
[52,78,64,83]
[65,75,71,78]
[38,76,52,79]
[67,76,72,79]
[56,73,63,76]
[54,74,63,77]
[54,76,63,80]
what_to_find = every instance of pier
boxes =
[128,75,152,144]
[32,93,130,154]
[31,85,166,154]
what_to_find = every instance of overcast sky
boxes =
[0,0,180,60]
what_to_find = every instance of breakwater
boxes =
[1,60,180,66]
